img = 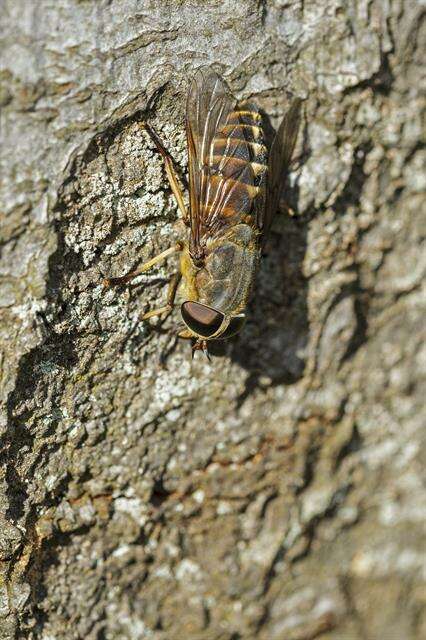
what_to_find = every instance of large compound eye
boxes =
[218,314,246,339]
[181,301,225,338]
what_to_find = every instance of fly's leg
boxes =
[143,123,189,225]
[103,242,183,287]
[141,271,181,320]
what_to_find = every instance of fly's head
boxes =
[180,301,246,358]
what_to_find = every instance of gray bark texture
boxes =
[0,1,425,638]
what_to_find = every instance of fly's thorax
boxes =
[195,223,260,316]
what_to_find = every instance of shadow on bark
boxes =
[210,106,309,401]
[222,210,309,403]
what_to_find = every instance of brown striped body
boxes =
[180,67,301,349]
[183,104,268,317]
[190,103,268,257]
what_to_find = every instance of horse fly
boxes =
[104,67,301,358]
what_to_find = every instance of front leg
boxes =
[103,242,183,287]
[141,271,182,321]
[143,123,189,226]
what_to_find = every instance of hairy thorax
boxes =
[180,224,260,316]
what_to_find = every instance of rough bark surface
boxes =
[1,1,425,639]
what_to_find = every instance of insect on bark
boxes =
[104,67,301,358]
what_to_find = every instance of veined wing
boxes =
[186,68,235,261]
[186,68,267,262]
[262,98,302,244]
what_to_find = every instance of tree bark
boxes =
[1,1,424,638]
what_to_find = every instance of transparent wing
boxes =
[187,68,268,260]
[199,116,260,238]
[186,67,236,258]
[262,98,302,244]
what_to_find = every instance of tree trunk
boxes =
[1,1,424,638]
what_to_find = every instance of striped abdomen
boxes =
[201,103,268,238]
